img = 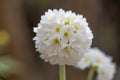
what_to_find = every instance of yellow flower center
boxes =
[96,59,101,64]
[65,17,70,25]
[84,58,89,63]
[100,70,106,76]
[64,47,68,49]
[55,27,60,32]
[65,21,70,25]
[64,31,69,37]
[44,37,49,41]
[54,38,59,44]
[75,26,79,31]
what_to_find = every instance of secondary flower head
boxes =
[76,48,112,69]
[97,62,116,80]
[75,47,116,80]
[33,9,93,65]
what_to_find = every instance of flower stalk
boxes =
[59,65,66,80]
[87,67,95,80]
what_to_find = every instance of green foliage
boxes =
[0,57,17,78]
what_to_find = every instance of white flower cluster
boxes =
[33,9,93,65]
[97,62,116,80]
[75,48,116,80]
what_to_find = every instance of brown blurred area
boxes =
[0,0,120,80]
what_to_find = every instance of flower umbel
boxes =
[97,62,116,80]
[33,9,93,65]
[75,48,116,80]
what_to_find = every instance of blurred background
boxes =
[0,0,120,80]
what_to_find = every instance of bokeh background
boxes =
[0,0,120,80]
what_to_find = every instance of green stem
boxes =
[59,65,66,80]
[87,67,95,80]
